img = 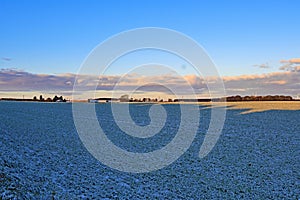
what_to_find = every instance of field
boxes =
[0,101,299,199]
[200,101,300,114]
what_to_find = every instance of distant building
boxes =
[120,94,129,102]
[88,98,119,103]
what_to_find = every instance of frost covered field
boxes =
[0,101,299,199]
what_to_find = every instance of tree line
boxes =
[32,95,67,102]
[225,95,293,102]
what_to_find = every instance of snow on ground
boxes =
[0,102,299,199]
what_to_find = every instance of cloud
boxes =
[279,58,300,71]
[265,80,287,85]
[223,70,299,96]
[0,69,201,95]
[0,68,299,98]
[0,68,75,91]
[253,63,270,69]
[1,57,12,61]
[280,58,300,64]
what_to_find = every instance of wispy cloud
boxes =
[1,57,12,62]
[279,58,300,71]
[280,58,300,64]
[253,63,271,69]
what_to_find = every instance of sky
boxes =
[0,0,299,99]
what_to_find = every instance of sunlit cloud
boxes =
[0,67,299,99]
[265,80,287,85]
[279,58,300,71]
[253,63,271,69]
[280,58,300,64]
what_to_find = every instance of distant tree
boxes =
[45,97,52,102]
[53,95,58,102]
[39,95,44,101]
[33,96,37,101]
[52,95,66,102]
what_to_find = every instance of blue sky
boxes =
[0,0,299,98]
[1,0,299,75]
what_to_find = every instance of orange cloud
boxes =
[265,80,287,85]
[279,58,300,71]
[280,58,300,64]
